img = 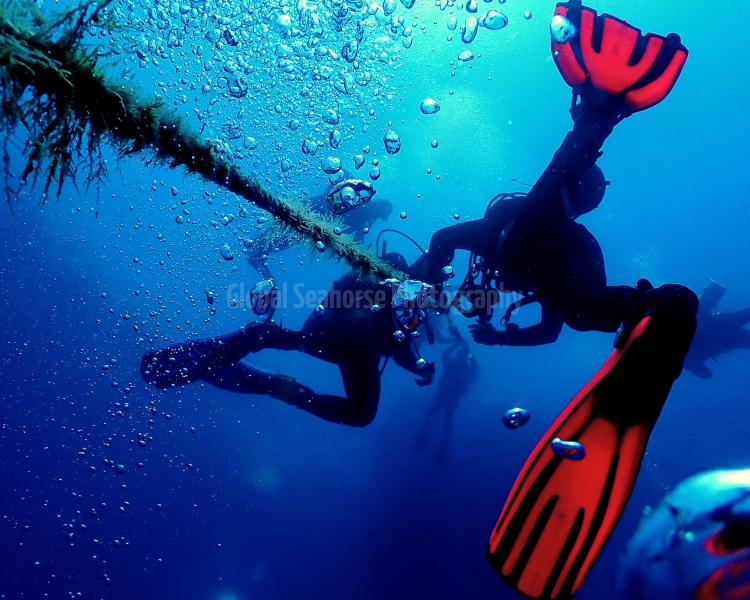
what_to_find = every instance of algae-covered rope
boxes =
[0,0,399,280]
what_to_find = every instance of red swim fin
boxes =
[487,288,697,600]
[552,2,689,112]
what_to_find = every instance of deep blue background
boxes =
[1,0,749,598]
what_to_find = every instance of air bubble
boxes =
[420,99,440,114]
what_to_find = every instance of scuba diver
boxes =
[479,3,699,600]
[684,280,750,379]
[417,21,688,351]
[140,255,435,428]
[339,198,393,243]
[248,180,392,277]
[318,176,393,243]
[412,318,478,468]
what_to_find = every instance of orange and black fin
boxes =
[552,1,689,112]
[487,286,697,600]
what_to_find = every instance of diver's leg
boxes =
[267,358,381,427]
[334,359,381,427]
[202,362,282,394]
[242,322,304,352]
[203,359,380,427]
[724,305,750,329]
[412,394,445,451]
[734,327,750,350]
[141,323,303,389]
[564,285,639,334]
[567,284,699,360]
[434,392,462,468]
[682,358,713,379]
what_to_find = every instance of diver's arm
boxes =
[392,343,424,375]
[498,319,565,346]
[425,220,484,285]
[469,304,564,347]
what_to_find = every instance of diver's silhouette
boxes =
[684,281,750,378]
[248,196,393,278]
[459,3,699,598]
[412,320,478,468]
[411,84,696,348]
[141,256,435,427]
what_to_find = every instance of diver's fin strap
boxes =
[552,3,688,112]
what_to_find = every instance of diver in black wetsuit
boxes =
[418,83,696,348]
[140,255,435,428]
[249,196,392,277]
[340,198,393,243]
[412,319,477,468]
[483,5,700,597]
[684,281,750,379]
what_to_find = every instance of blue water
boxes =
[1,0,750,598]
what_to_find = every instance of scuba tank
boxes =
[456,192,527,321]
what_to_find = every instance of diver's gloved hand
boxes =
[469,321,502,346]
[415,361,436,387]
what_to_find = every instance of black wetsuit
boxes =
[421,194,526,287]
[425,105,650,346]
[142,274,432,427]
[339,198,392,243]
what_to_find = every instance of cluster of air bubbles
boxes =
[322,156,342,174]
[456,1,509,44]
[118,0,432,186]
